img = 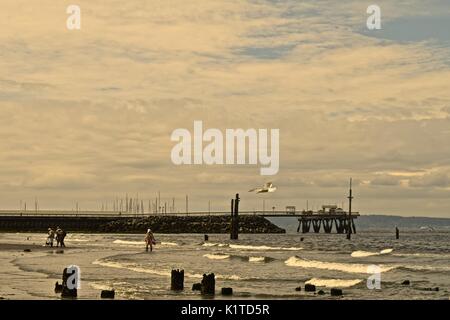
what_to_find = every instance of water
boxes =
[0,230,449,299]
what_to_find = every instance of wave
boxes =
[399,265,450,273]
[305,278,363,288]
[202,242,227,247]
[285,256,396,274]
[161,242,178,246]
[203,253,273,263]
[351,248,393,258]
[89,282,114,291]
[93,259,242,281]
[203,253,230,260]
[202,242,302,251]
[249,256,266,263]
[66,238,90,242]
[229,244,303,251]
[393,252,450,259]
[112,240,178,247]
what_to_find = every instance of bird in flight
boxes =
[248,182,277,193]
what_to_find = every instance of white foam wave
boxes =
[351,251,379,258]
[89,282,114,291]
[351,248,393,258]
[161,242,178,247]
[93,259,242,281]
[112,239,178,247]
[202,242,227,247]
[67,238,90,242]
[305,278,363,288]
[249,256,266,263]
[93,259,171,277]
[403,265,450,272]
[113,240,142,246]
[285,256,396,274]
[229,244,303,251]
[203,254,230,260]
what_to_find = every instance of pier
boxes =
[296,212,359,234]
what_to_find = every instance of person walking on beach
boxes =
[145,228,155,252]
[60,229,67,247]
[55,226,63,247]
[46,228,55,247]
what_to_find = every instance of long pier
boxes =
[297,213,359,234]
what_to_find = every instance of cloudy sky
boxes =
[1,0,450,217]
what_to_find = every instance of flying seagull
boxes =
[248,182,277,193]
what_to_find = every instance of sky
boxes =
[1,0,450,217]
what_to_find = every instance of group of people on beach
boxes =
[45,227,67,247]
[44,226,155,251]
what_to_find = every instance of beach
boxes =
[0,230,448,300]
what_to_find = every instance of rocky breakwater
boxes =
[99,215,285,234]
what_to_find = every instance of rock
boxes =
[424,287,439,292]
[330,288,343,296]
[295,286,302,292]
[304,284,316,292]
[221,288,233,296]
[100,290,115,299]
[54,281,63,293]
[192,283,202,291]
[401,280,410,285]
[317,290,325,295]
[23,249,31,252]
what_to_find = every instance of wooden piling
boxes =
[61,267,77,298]
[171,269,184,291]
[230,194,240,240]
[201,273,215,295]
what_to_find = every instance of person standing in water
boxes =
[55,226,63,247]
[46,228,55,247]
[145,229,155,252]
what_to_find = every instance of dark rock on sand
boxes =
[305,284,316,292]
[221,288,233,296]
[424,287,439,291]
[401,280,410,285]
[330,288,343,296]
[295,286,302,291]
[100,290,115,299]
[317,290,325,295]
[55,281,63,293]
[23,249,31,252]
[192,283,202,291]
